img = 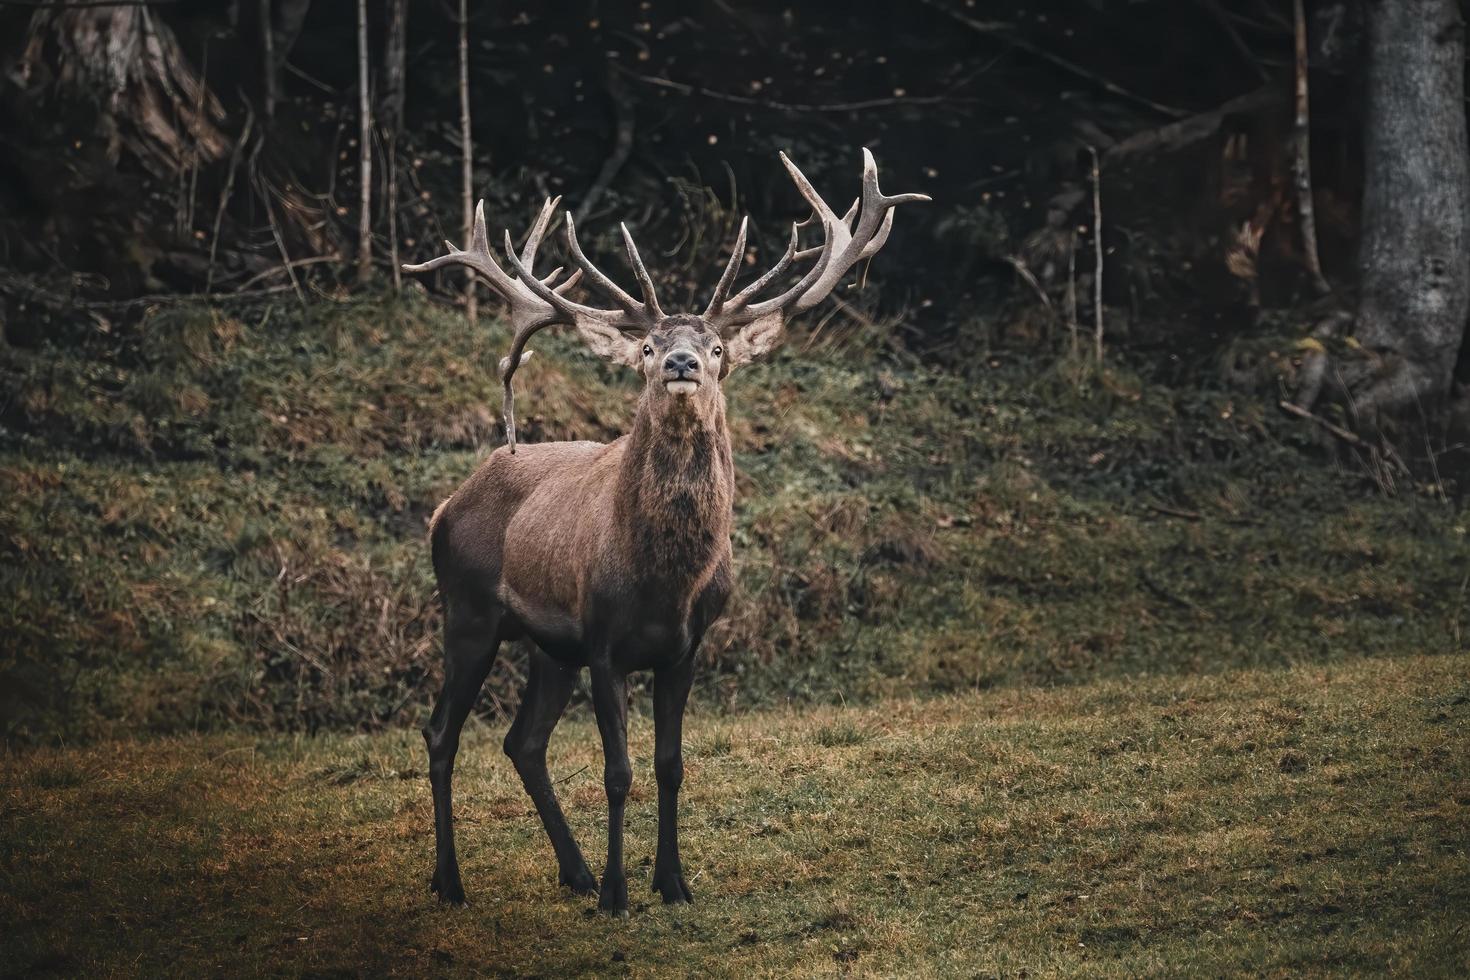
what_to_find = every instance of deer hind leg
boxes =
[423,600,503,906]
[503,646,596,896]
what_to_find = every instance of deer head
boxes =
[403,149,930,450]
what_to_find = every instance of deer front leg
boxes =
[652,655,695,904]
[589,659,631,915]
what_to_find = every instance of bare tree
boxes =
[1292,0,1330,295]
[458,0,477,322]
[259,1,312,127]
[259,0,275,125]
[383,0,408,292]
[1300,0,1469,418]
[355,0,372,284]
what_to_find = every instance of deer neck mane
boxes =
[616,389,734,583]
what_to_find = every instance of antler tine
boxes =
[403,200,516,294]
[705,149,928,334]
[516,195,561,267]
[619,222,666,319]
[402,199,651,454]
[781,147,929,314]
[703,216,749,316]
[564,212,647,322]
[721,223,800,315]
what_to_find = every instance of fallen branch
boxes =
[1277,399,1409,474]
[1146,502,1203,521]
[0,270,295,312]
[235,255,339,292]
[1104,85,1281,163]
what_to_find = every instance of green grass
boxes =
[3,296,1466,739]
[2,653,1466,976]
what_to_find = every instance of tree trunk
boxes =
[17,8,229,178]
[355,0,372,284]
[458,0,477,324]
[1351,0,1469,414]
[260,0,275,125]
[383,0,407,293]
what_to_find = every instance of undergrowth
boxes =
[1,296,1465,740]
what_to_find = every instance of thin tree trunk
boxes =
[260,0,275,125]
[355,0,372,284]
[1293,0,1330,295]
[458,0,477,323]
[383,0,407,293]
[1088,145,1104,364]
[1350,0,1469,413]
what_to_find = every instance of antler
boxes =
[706,148,930,336]
[403,150,926,452]
[402,199,660,451]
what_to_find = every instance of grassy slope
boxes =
[2,297,1466,738]
[2,653,1467,977]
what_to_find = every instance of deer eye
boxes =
[712,346,722,358]
[642,345,653,357]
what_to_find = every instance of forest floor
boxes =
[4,652,1468,977]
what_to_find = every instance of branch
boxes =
[577,63,636,223]
[1277,400,1409,474]
[1105,85,1282,163]
[0,269,294,311]
[917,0,1190,119]
[614,64,974,113]
[1292,0,1331,295]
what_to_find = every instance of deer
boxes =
[402,149,928,914]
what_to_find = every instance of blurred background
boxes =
[1,0,1466,742]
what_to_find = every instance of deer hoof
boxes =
[598,874,629,916]
[430,869,467,907]
[652,870,694,905]
[560,866,598,897]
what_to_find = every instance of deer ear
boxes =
[722,311,786,374]
[571,317,641,368]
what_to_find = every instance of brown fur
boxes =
[430,319,734,656]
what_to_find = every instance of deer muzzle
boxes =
[662,350,702,395]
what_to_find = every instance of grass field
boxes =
[3,652,1467,977]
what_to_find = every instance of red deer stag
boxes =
[403,149,927,913]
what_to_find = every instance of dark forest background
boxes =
[2,0,1468,741]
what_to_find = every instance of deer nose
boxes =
[663,351,700,375]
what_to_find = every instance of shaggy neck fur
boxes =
[617,388,733,589]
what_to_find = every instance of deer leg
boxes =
[422,602,501,906]
[503,647,596,895]
[651,655,695,904]
[589,660,631,915]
